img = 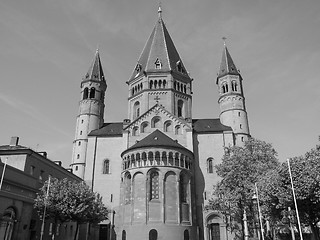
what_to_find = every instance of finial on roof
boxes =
[158,2,162,19]
[222,37,227,47]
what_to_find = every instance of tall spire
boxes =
[217,40,240,81]
[128,7,190,81]
[83,49,106,82]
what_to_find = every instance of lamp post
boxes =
[252,194,259,240]
[243,209,249,240]
[288,207,296,240]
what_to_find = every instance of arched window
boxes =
[184,230,190,240]
[124,173,131,204]
[132,127,139,136]
[150,171,159,200]
[164,121,173,132]
[232,81,238,92]
[122,230,126,240]
[151,116,161,128]
[2,207,16,240]
[141,122,148,133]
[103,159,110,174]
[175,125,181,135]
[222,82,229,93]
[150,80,153,89]
[133,101,140,119]
[207,158,213,173]
[89,87,95,99]
[149,229,158,240]
[168,152,174,165]
[177,100,184,117]
[83,88,89,99]
[148,152,154,165]
[162,152,167,165]
[209,223,220,240]
[163,80,167,88]
[175,152,180,166]
[180,174,188,203]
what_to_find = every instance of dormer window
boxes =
[155,58,162,69]
[135,63,142,73]
[176,60,183,73]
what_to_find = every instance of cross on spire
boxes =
[222,37,227,46]
[158,2,162,19]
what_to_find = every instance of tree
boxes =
[34,177,109,240]
[208,138,279,239]
[258,144,320,240]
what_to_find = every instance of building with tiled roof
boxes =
[0,136,81,240]
[70,6,250,240]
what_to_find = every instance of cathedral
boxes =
[70,7,250,240]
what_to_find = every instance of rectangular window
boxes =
[30,165,35,175]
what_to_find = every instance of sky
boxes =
[0,0,319,167]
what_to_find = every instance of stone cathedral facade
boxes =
[70,8,250,240]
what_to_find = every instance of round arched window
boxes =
[149,229,158,240]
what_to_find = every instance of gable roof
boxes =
[124,103,192,131]
[121,129,191,156]
[88,119,231,137]
[89,122,123,137]
[193,118,232,133]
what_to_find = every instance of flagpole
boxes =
[0,158,8,190]
[40,176,51,240]
[287,159,303,240]
[255,183,265,240]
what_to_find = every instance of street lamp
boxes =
[252,194,259,240]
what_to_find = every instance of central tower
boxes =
[118,6,197,240]
[126,7,192,122]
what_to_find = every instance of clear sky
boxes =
[0,0,319,167]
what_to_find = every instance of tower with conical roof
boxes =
[71,50,107,179]
[217,42,250,145]
[126,6,192,123]
[116,6,197,240]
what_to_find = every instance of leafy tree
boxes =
[258,144,320,240]
[208,138,279,239]
[34,178,109,240]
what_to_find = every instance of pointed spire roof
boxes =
[83,49,106,82]
[217,43,241,81]
[129,8,190,81]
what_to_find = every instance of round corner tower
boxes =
[216,43,250,146]
[71,50,107,179]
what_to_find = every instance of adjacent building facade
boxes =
[0,137,81,240]
[71,8,250,240]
